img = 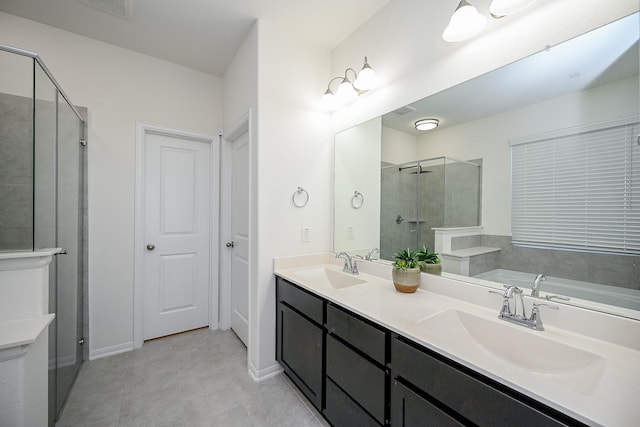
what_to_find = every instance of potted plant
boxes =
[416,245,442,275]
[392,248,422,293]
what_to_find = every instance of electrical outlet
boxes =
[347,226,354,240]
[302,226,310,243]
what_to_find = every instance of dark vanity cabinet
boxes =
[276,277,324,410]
[276,275,585,427]
[276,277,390,426]
[390,334,583,427]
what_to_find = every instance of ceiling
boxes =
[382,12,640,136]
[0,0,391,76]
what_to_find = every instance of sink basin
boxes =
[290,267,366,289]
[415,310,606,394]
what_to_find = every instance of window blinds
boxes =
[511,121,640,255]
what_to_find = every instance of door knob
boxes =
[226,241,235,248]
[146,244,156,251]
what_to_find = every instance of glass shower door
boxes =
[55,95,83,419]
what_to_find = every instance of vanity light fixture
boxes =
[489,0,538,18]
[443,0,486,43]
[322,57,377,110]
[415,118,439,131]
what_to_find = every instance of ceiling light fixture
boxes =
[443,0,486,43]
[489,0,538,18]
[321,57,377,110]
[415,118,440,131]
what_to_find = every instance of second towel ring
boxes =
[351,190,364,209]
[292,186,309,208]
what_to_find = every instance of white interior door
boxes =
[229,130,249,345]
[143,132,211,340]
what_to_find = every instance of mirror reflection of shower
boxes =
[380,156,482,260]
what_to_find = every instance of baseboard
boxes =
[248,361,283,382]
[89,341,134,360]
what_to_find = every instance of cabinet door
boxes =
[277,303,323,410]
[391,380,464,427]
[325,378,380,427]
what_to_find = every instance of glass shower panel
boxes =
[34,62,57,250]
[34,62,60,426]
[55,96,83,419]
[418,158,445,252]
[443,159,482,227]
[0,52,33,251]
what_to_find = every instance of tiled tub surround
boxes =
[274,253,640,427]
[450,234,640,289]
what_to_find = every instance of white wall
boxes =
[252,20,332,377]
[381,126,418,165]
[415,75,639,236]
[329,0,638,134]
[0,12,223,357]
[334,117,381,253]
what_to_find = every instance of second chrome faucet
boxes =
[335,251,359,275]
[492,285,558,331]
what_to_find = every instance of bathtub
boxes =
[474,269,640,312]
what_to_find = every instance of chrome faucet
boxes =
[531,273,546,297]
[365,247,380,261]
[491,285,558,331]
[335,252,359,275]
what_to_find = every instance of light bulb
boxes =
[321,88,336,110]
[354,57,377,91]
[443,0,486,42]
[336,78,358,100]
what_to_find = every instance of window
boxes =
[511,119,640,255]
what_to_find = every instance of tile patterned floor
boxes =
[56,328,329,427]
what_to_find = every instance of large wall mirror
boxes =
[333,13,639,320]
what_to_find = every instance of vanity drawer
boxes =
[326,335,387,424]
[276,276,323,325]
[326,303,387,364]
[325,377,381,427]
[391,335,572,427]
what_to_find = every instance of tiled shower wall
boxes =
[0,93,33,251]
[452,234,640,290]
[380,160,481,260]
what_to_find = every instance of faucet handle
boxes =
[532,302,559,311]
[545,294,570,301]
[529,302,558,331]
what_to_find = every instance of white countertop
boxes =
[274,253,640,427]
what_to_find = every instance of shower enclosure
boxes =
[380,156,481,260]
[0,45,86,426]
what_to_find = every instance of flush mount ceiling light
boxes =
[443,0,486,43]
[489,0,538,18]
[322,57,377,110]
[415,118,439,131]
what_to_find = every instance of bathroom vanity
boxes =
[274,254,640,427]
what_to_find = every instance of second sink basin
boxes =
[291,267,366,290]
[415,310,606,394]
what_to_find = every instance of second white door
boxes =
[143,131,211,340]
[229,130,249,345]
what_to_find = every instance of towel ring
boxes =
[351,190,364,209]
[292,186,309,208]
